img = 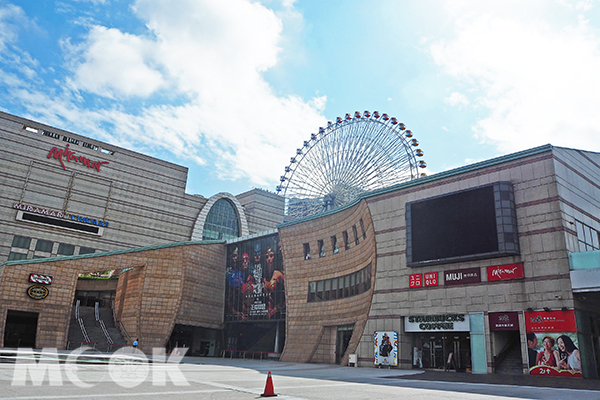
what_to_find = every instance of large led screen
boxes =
[225,233,285,321]
[406,182,519,266]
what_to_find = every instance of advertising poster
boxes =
[374,331,398,366]
[224,234,285,321]
[524,310,582,377]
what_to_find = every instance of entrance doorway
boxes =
[336,324,354,364]
[4,310,39,348]
[415,332,471,371]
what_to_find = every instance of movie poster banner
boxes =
[524,310,582,377]
[224,233,285,321]
[374,331,398,366]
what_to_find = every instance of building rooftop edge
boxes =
[0,239,226,267]
[277,144,555,228]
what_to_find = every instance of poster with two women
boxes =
[525,310,582,377]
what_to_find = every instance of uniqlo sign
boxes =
[424,272,438,287]
[409,274,422,288]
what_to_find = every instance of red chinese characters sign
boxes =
[487,263,524,281]
[424,272,438,287]
[525,310,577,333]
[409,274,422,288]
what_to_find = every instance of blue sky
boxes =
[1,0,599,197]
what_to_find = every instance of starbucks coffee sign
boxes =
[405,314,470,332]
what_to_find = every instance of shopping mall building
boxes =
[1,110,599,379]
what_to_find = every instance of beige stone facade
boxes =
[0,241,225,351]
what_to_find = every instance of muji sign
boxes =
[47,144,108,172]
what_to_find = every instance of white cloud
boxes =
[65,25,164,97]
[430,2,600,154]
[3,0,327,193]
[444,92,469,107]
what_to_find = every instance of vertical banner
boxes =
[524,310,581,377]
[374,331,398,366]
[225,234,285,321]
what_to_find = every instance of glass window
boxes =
[79,247,95,255]
[575,220,600,252]
[35,239,53,253]
[318,240,325,257]
[331,235,338,254]
[303,243,311,260]
[360,219,367,239]
[8,252,27,261]
[202,198,240,240]
[352,225,359,245]
[316,281,324,301]
[11,236,31,249]
[331,278,338,299]
[343,231,349,250]
[57,243,75,256]
[324,279,331,300]
[308,281,316,302]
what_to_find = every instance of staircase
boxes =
[495,343,524,375]
[67,305,128,352]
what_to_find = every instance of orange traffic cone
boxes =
[261,371,277,397]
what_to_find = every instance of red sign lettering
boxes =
[487,263,524,281]
[47,144,108,172]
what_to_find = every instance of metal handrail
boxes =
[99,319,114,344]
[78,318,90,342]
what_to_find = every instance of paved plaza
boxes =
[0,356,599,400]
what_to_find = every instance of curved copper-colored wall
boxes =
[278,199,376,365]
[0,242,225,351]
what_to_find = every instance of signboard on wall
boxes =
[487,263,524,281]
[404,314,470,332]
[524,310,581,377]
[489,312,519,331]
[374,331,398,366]
[424,272,438,287]
[409,273,422,288]
[409,272,438,288]
[444,267,481,285]
[525,310,577,333]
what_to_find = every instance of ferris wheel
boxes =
[276,110,426,219]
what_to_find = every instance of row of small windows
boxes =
[307,264,372,302]
[8,235,95,261]
[23,125,115,155]
[303,219,367,260]
[576,220,600,252]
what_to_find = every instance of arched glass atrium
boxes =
[202,198,240,240]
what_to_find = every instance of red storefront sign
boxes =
[487,263,524,281]
[47,144,108,172]
[424,272,438,287]
[489,312,519,331]
[444,267,480,286]
[524,310,577,333]
[409,274,422,288]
